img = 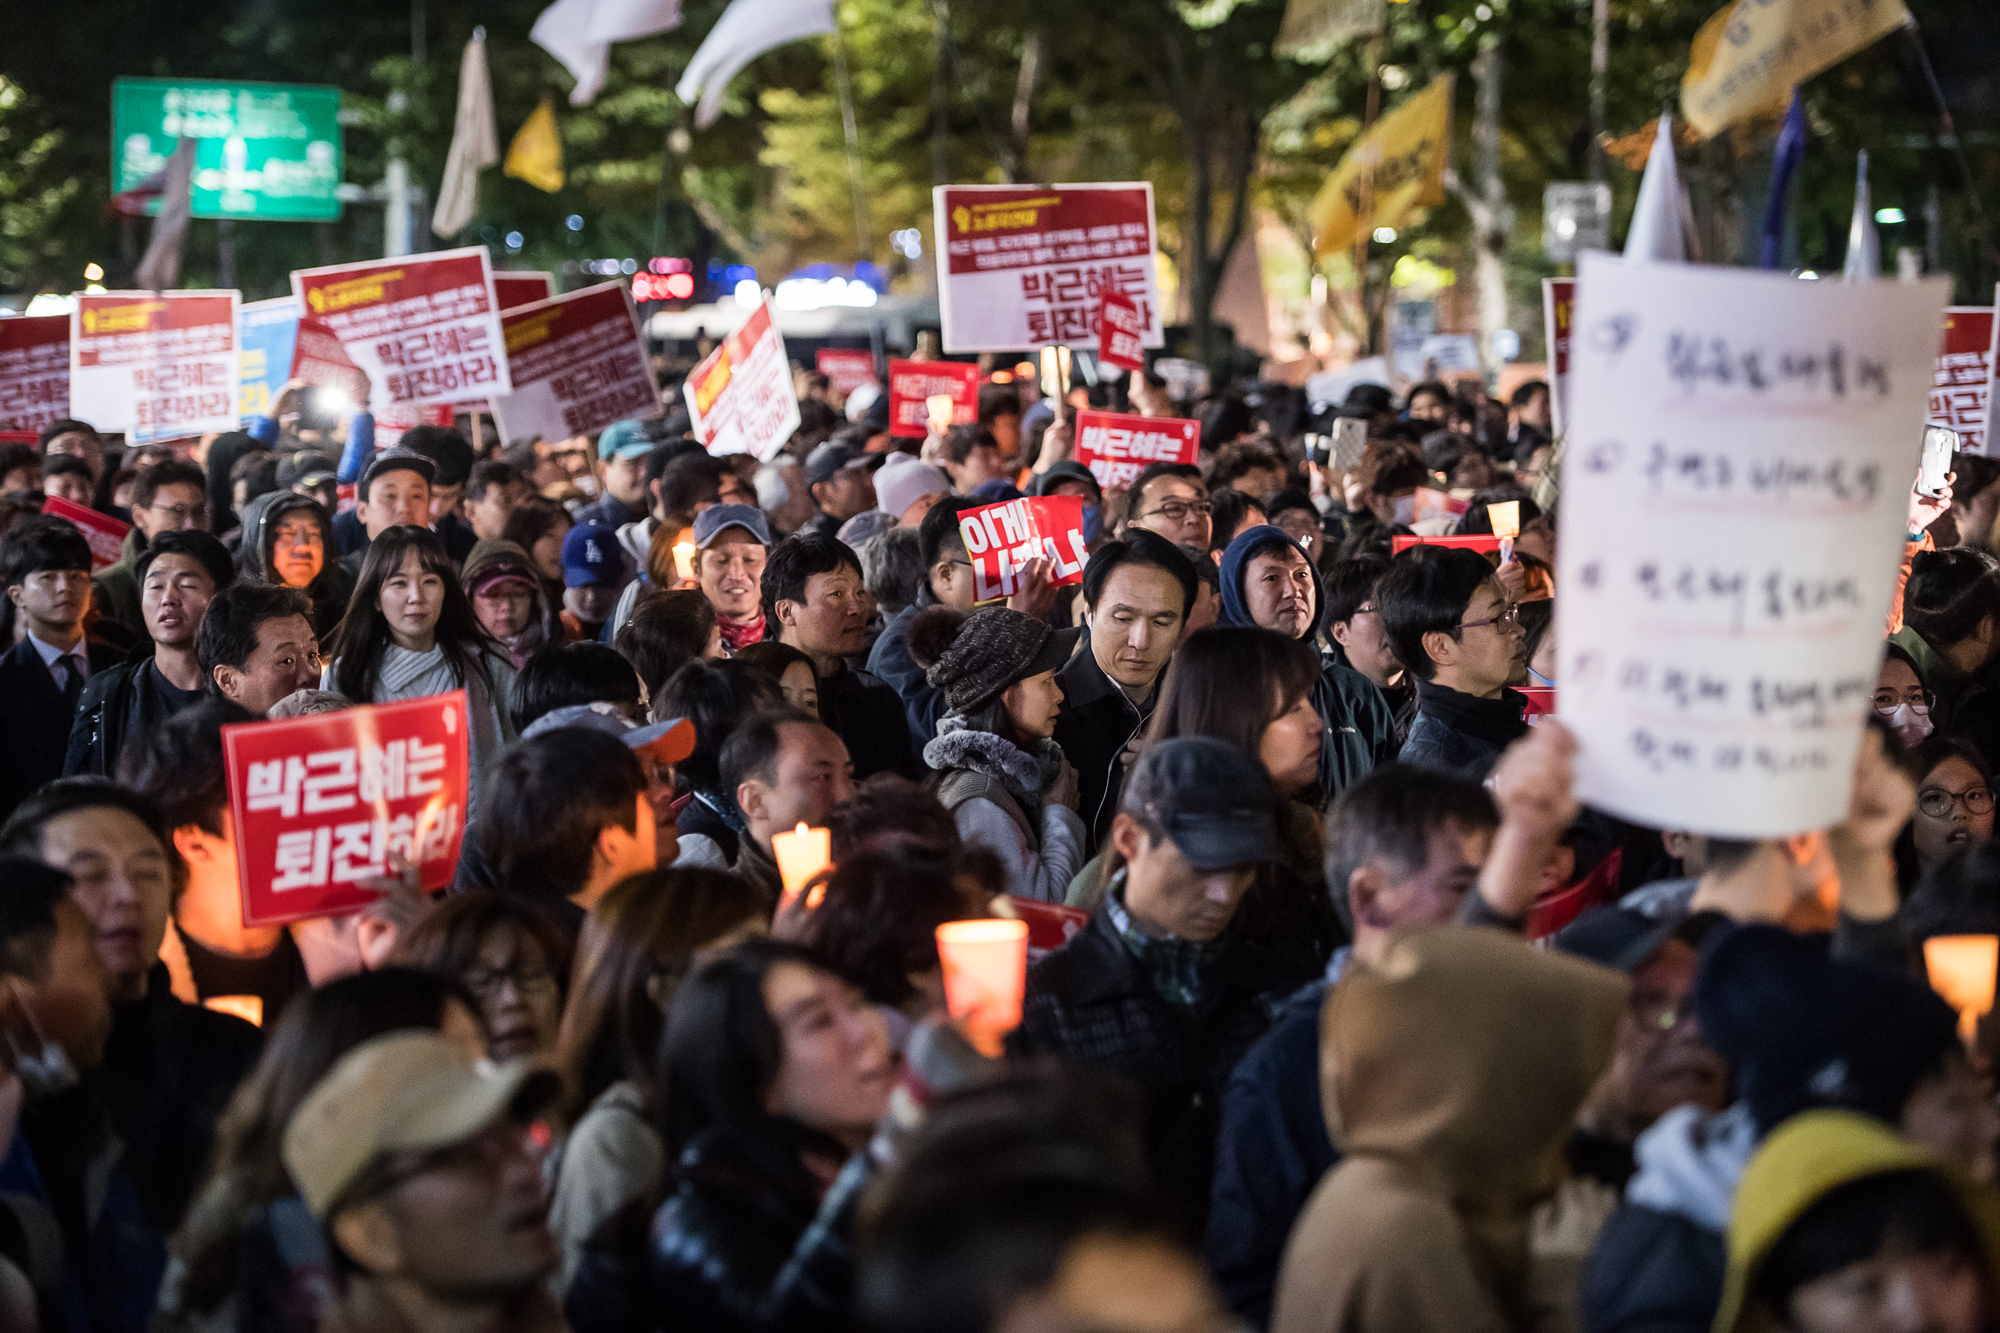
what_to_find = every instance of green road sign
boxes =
[112,78,343,222]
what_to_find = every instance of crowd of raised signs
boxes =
[0,352,1993,1333]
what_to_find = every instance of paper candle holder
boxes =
[936,918,1029,1056]
[771,822,832,915]
[926,393,956,432]
[1924,934,1998,1044]
[672,540,696,583]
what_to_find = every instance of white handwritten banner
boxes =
[1556,253,1947,837]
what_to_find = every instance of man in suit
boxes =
[0,517,123,823]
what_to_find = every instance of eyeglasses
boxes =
[145,501,208,524]
[1456,604,1521,632]
[1919,788,1996,819]
[1871,688,1930,711]
[462,963,557,999]
[1140,500,1212,523]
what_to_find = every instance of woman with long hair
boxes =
[323,526,518,811]
[160,968,485,1333]
[906,605,1085,902]
[547,869,766,1292]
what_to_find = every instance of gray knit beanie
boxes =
[906,606,1078,714]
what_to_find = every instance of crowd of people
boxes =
[0,353,1990,1333]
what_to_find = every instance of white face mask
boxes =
[1878,701,1934,749]
[6,994,78,1098]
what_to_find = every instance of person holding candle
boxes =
[906,604,1085,903]
[719,708,856,906]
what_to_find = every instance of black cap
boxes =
[804,440,872,487]
[276,449,339,488]
[1553,906,1678,973]
[1120,738,1279,870]
[360,449,436,493]
[1028,461,1102,500]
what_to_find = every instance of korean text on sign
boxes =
[1098,290,1146,373]
[683,301,802,462]
[1927,306,1994,456]
[933,183,1165,354]
[957,495,1090,602]
[70,291,241,442]
[816,349,879,397]
[1556,253,1947,839]
[290,246,512,412]
[223,693,471,926]
[0,316,71,434]
[42,496,131,571]
[489,282,660,445]
[1074,410,1199,490]
[887,359,980,439]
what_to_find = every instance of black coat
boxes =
[1011,905,1319,1233]
[864,601,945,761]
[1051,646,1153,854]
[1580,1203,1727,1333]
[63,656,201,779]
[815,660,918,781]
[0,635,124,825]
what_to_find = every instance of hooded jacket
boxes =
[1713,1110,2000,1333]
[1271,927,1625,1333]
[1217,525,1397,802]
[235,491,353,642]
[460,539,559,670]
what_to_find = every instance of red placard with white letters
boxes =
[956,494,1090,602]
[0,316,70,433]
[816,349,879,397]
[223,693,471,926]
[1073,409,1199,491]
[887,359,980,438]
[1098,290,1146,373]
[40,495,130,570]
[1929,306,1994,456]
[290,247,512,413]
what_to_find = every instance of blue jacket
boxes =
[1217,526,1396,800]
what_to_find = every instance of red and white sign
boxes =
[933,183,1163,354]
[1930,306,1994,456]
[816,348,878,398]
[683,301,800,461]
[1074,409,1198,490]
[1098,290,1146,373]
[290,246,512,414]
[71,291,240,442]
[1391,533,1501,555]
[493,271,556,310]
[289,313,371,407]
[0,316,70,434]
[888,359,979,439]
[1542,278,1574,438]
[41,495,130,570]
[488,283,659,445]
[223,693,471,927]
[956,494,1090,602]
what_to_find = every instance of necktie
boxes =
[60,653,84,711]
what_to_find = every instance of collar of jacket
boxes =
[923,715,1062,799]
[1061,896,1250,1010]
[1057,639,1151,718]
[1414,678,1529,748]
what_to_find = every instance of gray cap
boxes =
[1120,738,1279,870]
[692,503,772,549]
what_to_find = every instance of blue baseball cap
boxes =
[692,503,772,549]
[597,420,652,461]
[560,523,624,588]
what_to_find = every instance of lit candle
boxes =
[935,918,1029,1056]
[926,393,956,433]
[672,540,696,583]
[771,822,831,913]
[1925,935,1998,1044]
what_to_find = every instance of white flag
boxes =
[675,0,836,129]
[432,31,499,239]
[1842,150,1880,282]
[1622,114,1687,263]
[135,138,197,292]
[532,0,684,107]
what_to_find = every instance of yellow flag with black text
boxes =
[1309,75,1454,258]
[505,98,565,194]
[1681,0,1909,140]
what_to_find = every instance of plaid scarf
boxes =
[1105,877,1223,1009]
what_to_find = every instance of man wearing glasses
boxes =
[1376,546,1530,779]
[92,459,210,641]
[1118,462,1214,552]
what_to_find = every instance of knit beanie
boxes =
[906,606,1077,714]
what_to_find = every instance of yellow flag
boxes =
[1681,0,1909,140]
[505,98,565,193]
[1309,75,1454,258]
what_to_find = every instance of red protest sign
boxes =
[1930,306,1994,456]
[957,494,1089,602]
[933,182,1163,353]
[887,359,979,438]
[1542,278,1574,438]
[1074,409,1199,490]
[0,316,70,434]
[488,282,659,445]
[291,246,511,413]
[41,495,130,570]
[1098,290,1146,373]
[290,313,372,407]
[72,292,240,442]
[223,693,471,927]
[1391,534,1500,555]
[493,271,555,310]
[816,349,878,397]
[684,301,802,461]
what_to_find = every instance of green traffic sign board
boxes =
[112,77,343,222]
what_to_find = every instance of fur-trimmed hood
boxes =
[922,714,1064,799]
